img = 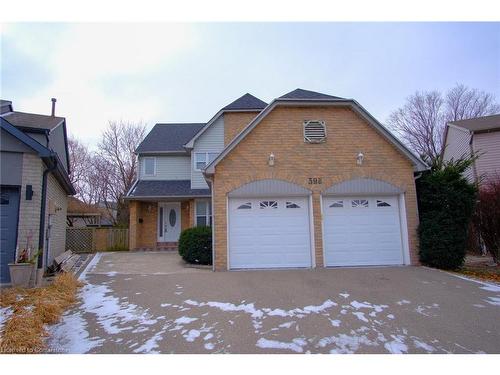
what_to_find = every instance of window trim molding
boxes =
[143,156,156,177]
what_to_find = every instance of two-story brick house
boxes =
[126,89,427,271]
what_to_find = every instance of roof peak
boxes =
[222,93,267,111]
[279,88,345,100]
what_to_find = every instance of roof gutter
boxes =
[37,155,58,271]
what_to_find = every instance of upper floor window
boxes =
[194,152,219,171]
[143,157,156,176]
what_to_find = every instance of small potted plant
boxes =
[8,247,40,288]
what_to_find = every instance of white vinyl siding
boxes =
[139,156,191,180]
[191,115,225,189]
[473,131,500,182]
[443,126,474,182]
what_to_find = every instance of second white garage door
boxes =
[323,196,404,266]
[228,197,312,269]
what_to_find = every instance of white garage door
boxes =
[229,197,312,269]
[323,196,404,266]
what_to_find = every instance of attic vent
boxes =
[303,120,326,143]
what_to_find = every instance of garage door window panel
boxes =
[377,200,391,207]
[237,202,252,210]
[329,200,343,208]
[351,199,369,208]
[260,200,278,209]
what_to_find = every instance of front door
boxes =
[158,202,181,242]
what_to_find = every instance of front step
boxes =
[156,242,178,252]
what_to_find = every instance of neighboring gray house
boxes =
[442,114,500,184]
[0,99,75,284]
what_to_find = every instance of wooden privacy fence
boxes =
[66,228,129,253]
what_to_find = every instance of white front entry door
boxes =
[228,197,312,269]
[158,202,181,242]
[323,196,404,266]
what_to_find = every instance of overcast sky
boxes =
[1,22,499,148]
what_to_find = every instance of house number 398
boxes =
[308,177,322,185]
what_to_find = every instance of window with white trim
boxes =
[194,152,219,171]
[195,200,212,227]
[143,157,156,176]
[286,201,301,209]
[351,199,369,208]
[304,120,327,143]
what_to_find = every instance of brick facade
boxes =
[224,112,260,146]
[212,105,420,271]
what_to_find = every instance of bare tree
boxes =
[68,136,100,204]
[387,84,500,162]
[97,120,146,225]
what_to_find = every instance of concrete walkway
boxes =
[48,252,500,354]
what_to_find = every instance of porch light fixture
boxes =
[356,152,364,166]
[268,153,275,167]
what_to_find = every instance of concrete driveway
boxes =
[48,252,500,354]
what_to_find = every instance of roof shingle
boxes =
[136,123,204,153]
[2,111,64,130]
[222,93,267,111]
[449,114,500,132]
[279,88,344,100]
[127,180,210,198]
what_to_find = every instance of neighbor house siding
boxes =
[212,105,419,271]
[139,155,191,180]
[16,153,44,255]
[473,131,500,182]
[191,115,225,189]
[1,151,23,186]
[44,172,68,266]
[443,125,474,182]
[48,123,69,172]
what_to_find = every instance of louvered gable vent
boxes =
[303,120,326,143]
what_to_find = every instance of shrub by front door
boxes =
[158,202,181,242]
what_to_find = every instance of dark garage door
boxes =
[0,187,20,283]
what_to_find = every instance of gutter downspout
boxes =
[37,156,57,281]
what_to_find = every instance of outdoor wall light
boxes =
[356,152,364,166]
[268,153,275,167]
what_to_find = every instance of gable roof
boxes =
[222,93,267,111]
[279,88,345,100]
[204,89,428,175]
[2,111,64,131]
[184,93,265,149]
[136,123,205,154]
[448,114,500,133]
